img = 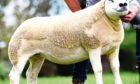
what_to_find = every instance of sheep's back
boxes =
[14,15,85,48]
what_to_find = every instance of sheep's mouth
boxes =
[117,7,128,12]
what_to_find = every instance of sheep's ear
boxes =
[109,0,114,2]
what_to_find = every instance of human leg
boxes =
[130,11,140,81]
[136,28,140,81]
[72,59,90,84]
[130,12,140,67]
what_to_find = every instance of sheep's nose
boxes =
[119,3,127,7]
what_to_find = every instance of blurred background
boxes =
[0,0,137,81]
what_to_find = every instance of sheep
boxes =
[8,0,129,84]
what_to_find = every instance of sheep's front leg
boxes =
[89,47,103,84]
[108,48,122,84]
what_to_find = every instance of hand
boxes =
[121,5,138,22]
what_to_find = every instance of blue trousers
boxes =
[72,59,90,82]
[72,11,140,82]
[131,12,140,68]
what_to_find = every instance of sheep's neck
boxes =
[91,0,122,31]
[110,19,122,31]
[83,0,122,31]
[104,14,122,31]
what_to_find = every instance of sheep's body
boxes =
[8,0,127,84]
[9,0,123,64]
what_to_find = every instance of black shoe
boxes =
[72,79,84,84]
[136,66,140,82]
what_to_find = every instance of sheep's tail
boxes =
[8,33,22,65]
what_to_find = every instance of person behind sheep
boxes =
[64,0,140,84]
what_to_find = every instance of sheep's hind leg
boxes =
[26,54,45,84]
[9,55,29,84]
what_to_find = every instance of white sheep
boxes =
[8,0,129,84]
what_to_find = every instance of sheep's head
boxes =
[105,0,129,20]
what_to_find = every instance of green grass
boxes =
[86,72,139,84]
[0,72,139,84]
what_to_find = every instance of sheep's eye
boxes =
[109,0,114,2]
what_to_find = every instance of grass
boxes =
[0,72,139,84]
[86,72,139,84]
